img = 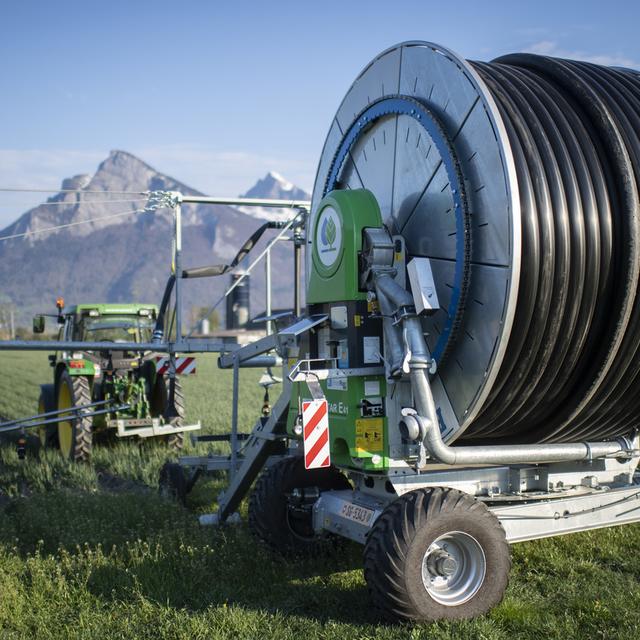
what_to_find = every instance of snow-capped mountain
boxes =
[0,152,306,325]
[238,171,311,221]
[1,151,217,244]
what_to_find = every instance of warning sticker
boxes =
[355,418,384,453]
[363,336,381,364]
[327,376,348,391]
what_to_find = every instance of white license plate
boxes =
[340,501,375,525]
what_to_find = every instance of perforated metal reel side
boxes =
[310,41,520,442]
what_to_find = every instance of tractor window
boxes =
[80,315,154,343]
[64,317,75,341]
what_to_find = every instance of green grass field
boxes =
[1,351,639,639]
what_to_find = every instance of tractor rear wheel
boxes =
[56,371,92,462]
[248,455,351,556]
[151,375,185,451]
[363,487,510,622]
[37,384,58,448]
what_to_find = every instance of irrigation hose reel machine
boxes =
[271,41,640,621]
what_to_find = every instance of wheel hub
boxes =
[421,531,486,606]
[426,550,458,577]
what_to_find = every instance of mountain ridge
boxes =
[0,151,307,326]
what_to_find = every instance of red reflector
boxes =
[69,360,85,368]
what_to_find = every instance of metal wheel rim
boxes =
[421,531,486,606]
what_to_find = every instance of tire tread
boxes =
[363,487,511,622]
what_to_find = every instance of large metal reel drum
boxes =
[310,42,521,443]
[312,40,640,446]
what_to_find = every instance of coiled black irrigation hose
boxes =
[466,54,640,444]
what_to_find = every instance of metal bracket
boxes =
[113,418,201,438]
[145,190,181,211]
[289,360,386,401]
[286,359,328,400]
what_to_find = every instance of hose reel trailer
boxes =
[171,41,640,623]
[5,42,640,623]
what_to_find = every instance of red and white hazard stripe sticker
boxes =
[154,356,197,375]
[302,399,330,470]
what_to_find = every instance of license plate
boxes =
[340,501,375,525]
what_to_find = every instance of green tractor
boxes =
[33,299,199,461]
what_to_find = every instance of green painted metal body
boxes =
[307,189,383,304]
[105,375,151,419]
[292,189,391,471]
[57,303,158,377]
[288,375,389,471]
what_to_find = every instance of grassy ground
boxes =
[1,352,640,639]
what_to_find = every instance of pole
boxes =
[173,193,183,342]
[294,237,302,318]
[265,247,272,335]
[230,354,240,481]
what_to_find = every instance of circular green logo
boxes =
[316,205,342,268]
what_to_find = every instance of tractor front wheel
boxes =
[56,371,93,462]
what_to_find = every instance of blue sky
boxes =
[1,0,639,226]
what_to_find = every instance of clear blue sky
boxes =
[1,0,639,226]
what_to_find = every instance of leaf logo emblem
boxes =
[325,216,337,248]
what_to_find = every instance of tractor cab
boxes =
[33,300,158,345]
[69,304,158,345]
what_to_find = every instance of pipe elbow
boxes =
[374,273,415,308]
[416,414,458,465]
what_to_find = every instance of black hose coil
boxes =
[464,54,640,443]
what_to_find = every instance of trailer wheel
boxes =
[37,384,58,448]
[249,455,351,556]
[56,371,93,462]
[151,375,185,450]
[364,487,510,622]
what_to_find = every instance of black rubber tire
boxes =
[158,461,187,505]
[24,434,42,459]
[248,455,351,556]
[37,383,58,448]
[151,375,185,451]
[56,371,92,462]
[364,487,510,622]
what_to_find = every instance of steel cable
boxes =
[0,206,152,241]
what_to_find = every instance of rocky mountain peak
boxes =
[0,153,309,324]
[61,174,91,191]
[0,151,209,243]
[239,172,310,221]
[243,171,309,201]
